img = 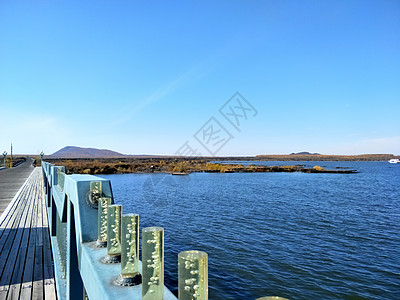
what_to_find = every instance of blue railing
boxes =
[42,162,178,300]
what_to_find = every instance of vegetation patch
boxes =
[45,158,358,175]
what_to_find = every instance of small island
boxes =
[45,157,358,175]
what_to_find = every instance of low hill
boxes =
[51,146,125,158]
[290,151,321,155]
[256,154,397,161]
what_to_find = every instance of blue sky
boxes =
[1,0,399,156]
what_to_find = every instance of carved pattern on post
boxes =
[142,227,164,299]
[102,204,122,263]
[96,197,111,247]
[178,250,208,300]
[115,213,142,286]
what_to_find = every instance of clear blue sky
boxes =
[1,0,399,156]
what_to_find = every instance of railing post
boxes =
[178,250,208,300]
[115,213,141,286]
[142,227,164,300]
[96,197,111,247]
[102,204,122,263]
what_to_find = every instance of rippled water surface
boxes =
[100,162,400,299]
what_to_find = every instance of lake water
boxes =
[100,161,400,299]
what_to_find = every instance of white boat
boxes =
[388,159,400,164]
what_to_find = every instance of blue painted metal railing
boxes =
[42,162,178,300]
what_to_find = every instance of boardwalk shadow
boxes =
[0,227,55,285]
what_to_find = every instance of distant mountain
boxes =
[51,146,125,158]
[290,151,321,155]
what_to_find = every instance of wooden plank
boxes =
[0,168,57,300]
[1,171,37,298]
[43,229,57,300]
[36,177,43,245]
[32,170,44,300]
[32,245,43,300]
[7,172,37,300]
[0,176,30,229]
[0,181,31,252]
[41,170,57,300]
[0,177,32,245]
[5,199,34,299]
[0,177,33,294]
[0,173,32,276]
[19,178,39,300]
[0,189,24,230]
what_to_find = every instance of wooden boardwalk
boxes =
[0,168,57,299]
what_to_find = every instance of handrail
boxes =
[41,161,287,300]
[42,162,179,300]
